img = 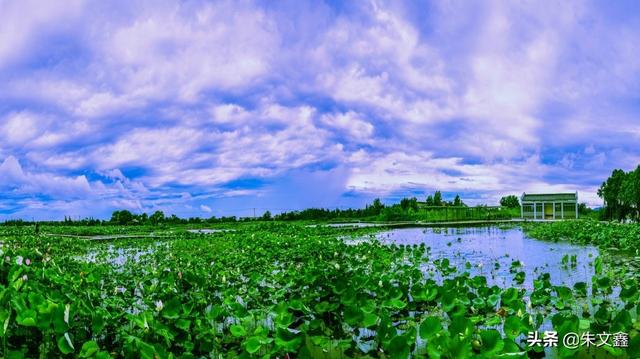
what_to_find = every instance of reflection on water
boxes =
[77,242,167,267]
[371,226,600,290]
[187,229,236,234]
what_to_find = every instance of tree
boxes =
[453,194,463,206]
[433,191,443,206]
[110,210,134,225]
[370,198,384,215]
[400,197,419,211]
[409,197,419,211]
[620,165,640,220]
[150,210,165,225]
[598,169,629,221]
[425,195,434,206]
[578,203,592,216]
[262,210,272,220]
[500,195,520,208]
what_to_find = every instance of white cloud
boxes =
[320,111,374,141]
[99,1,278,103]
[0,0,638,218]
[0,0,84,68]
[0,156,91,198]
[1,112,45,146]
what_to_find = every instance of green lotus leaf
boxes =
[386,335,410,359]
[362,312,379,328]
[503,316,524,339]
[79,340,100,358]
[382,298,407,310]
[611,309,631,333]
[419,316,442,339]
[449,315,473,339]
[57,332,75,355]
[16,309,37,327]
[6,351,25,359]
[500,288,519,308]
[230,324,247,337]
[92,310,106,333]
[161,297,182,320]
[244,336,262,354]
[175,318,191,331]
[479,329,504,354]
[275,328,302,352]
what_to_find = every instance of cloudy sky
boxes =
[1,0,639,220]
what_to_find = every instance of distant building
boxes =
[521,192,578,220]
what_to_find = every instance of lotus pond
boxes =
[0,222,639,358]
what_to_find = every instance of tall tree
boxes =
[433,191,443,206]
[598,169,629,221]
[425,195,434,206]
[370,198,384,215]
[110,210,134,225]
[500,195,520,208]
[453,194,463,206]
[150,210,165,225]
[399,197,418,211]
[621,165,640,220]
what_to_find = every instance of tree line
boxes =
[4,191,563,226]
[598,165,640,221]
[2,191,484,225]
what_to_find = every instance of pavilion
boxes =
[520,192,578,220]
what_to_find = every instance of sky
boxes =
[1,0,640,220]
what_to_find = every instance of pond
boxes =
[368,226,600,290]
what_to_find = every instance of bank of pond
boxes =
[0,221,638,358]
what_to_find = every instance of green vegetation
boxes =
[1,222,639,358]
[3,192,520,228]
[276,193,517,222]
[499,195,520,209]
[526,219,640,253]
[598,166,640,221]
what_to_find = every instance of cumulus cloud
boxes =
[1,0,638,218]
[0,156,91,199]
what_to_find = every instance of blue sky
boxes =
[1,0,640,220]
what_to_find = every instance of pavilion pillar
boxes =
[520,202,524,218]
[561,202,564,219]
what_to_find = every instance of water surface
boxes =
[370,226,599,290]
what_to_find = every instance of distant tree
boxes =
[433,191,443,206]
[453,194,463,206]
[150,211,165,225]
[425,195,434,206]
[500,195,520,208]
[400,198,410,210]
[262,210,272,220]
[110,210,134,225]
[399,197,419,211]
[409,197,419,211]
[578,203,592,216]
[370,198,384,215]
